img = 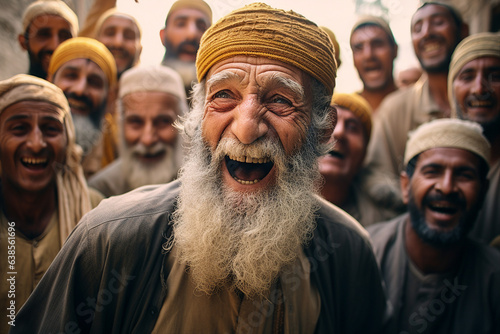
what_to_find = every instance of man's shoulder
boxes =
[315,195,370,244]
[77,180,181,241]
[466,239,500,272]
[87,158,126,196]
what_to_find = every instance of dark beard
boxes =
[27,49,50,79]
[407,191,476,248]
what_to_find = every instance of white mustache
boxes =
[131,142,168,156]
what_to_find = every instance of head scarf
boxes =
[448,32,500,117]
[0,74,92,244]
[48,37,117,87]
[404,118,490,168]
[93,8,142,40]
[119,64,187,114]
[350,15,396,46]
[196,3,336,95]
[22,0,79,36]
[166,0,212,25]
[320,26,341,69]
[331,93,373,141]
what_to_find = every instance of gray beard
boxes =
[72,114,102,156]
[161,59,197,90]
[120,141,182,190]
[169,128,321,297]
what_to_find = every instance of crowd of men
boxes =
[0,0,499,333]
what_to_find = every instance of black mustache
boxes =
[423,192,465,207]
[64,92,94,110]
[178,40,199,52]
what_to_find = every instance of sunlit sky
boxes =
[117,0,421,93]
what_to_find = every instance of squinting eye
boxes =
[213,90,232,99]
[270,96,292,106]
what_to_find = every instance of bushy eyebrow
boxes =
[206,71,241,90]
[261,73,305,103]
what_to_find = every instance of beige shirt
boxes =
[0,212,60,334]
[152,245,320,334]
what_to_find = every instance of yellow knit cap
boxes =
[48,37,117,87]
[331,93,372,140]
[404,118,490,167]
[448,32,500,117]
[320,26,341,69]
[167,0,212,25]
[22,0,79,36]
[93,8,142,39]
[196,2,336,95]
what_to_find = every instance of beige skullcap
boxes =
[22,0,79,36]
[167,0,212,25]
[350,15,396,46]
[93,8,142,39]
[416,2,464,27]
[48,37,117,87]
[197,2,336,95]
[119,65,186,109]
[404,118,490,167]
[0,74,69,115]
[448,32,500,117]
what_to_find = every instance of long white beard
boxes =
[120,141,182,190]
[169,130,321,297]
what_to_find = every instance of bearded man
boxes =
[12,4,389,333]
[47,37,117,178]
[368,118,500,333]
[0,75,102,333]
[88,64,187,197]
[160,0,212,96]
[448,32,500,243]
[18,0,79,79]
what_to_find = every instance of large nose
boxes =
[231,96,268,144]
[26,126,47,152]
[333,117,345,141]
[186,21,199,41]
[69,76,87,96]
[140,121,158,147]
[470,72,490,95]
[110,32,124,48]
[435,169,456,195]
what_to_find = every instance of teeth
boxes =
[423,43,439,52]
[233,177,260,185]
[228,155,270,164]
[22,157,47,164]
[470,101,492,107]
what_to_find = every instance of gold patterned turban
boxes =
[0,74,92,244]
[196,2,337,95]
[48,37,117,87]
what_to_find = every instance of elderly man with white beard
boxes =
[88,64,187,197]
[12,3,390,333]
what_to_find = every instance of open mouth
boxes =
[225,155,274,185]
[327,150,344,159]
[421,42,441,53]
[467,99,494,108]
[21,157,48,170]
[427,201,459,215]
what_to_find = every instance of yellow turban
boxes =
[166,0,212,25]
[22,0,79,37]
[404,118,490,167]
[0,74,92,244]
[93,8,142,40]
[119,64,187,114]
[448,32,500,117]
[350,15,396,46]
[196,2,336,95]
[48,37,117,87]
[331,93,372,141]
[320,26,341,69]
